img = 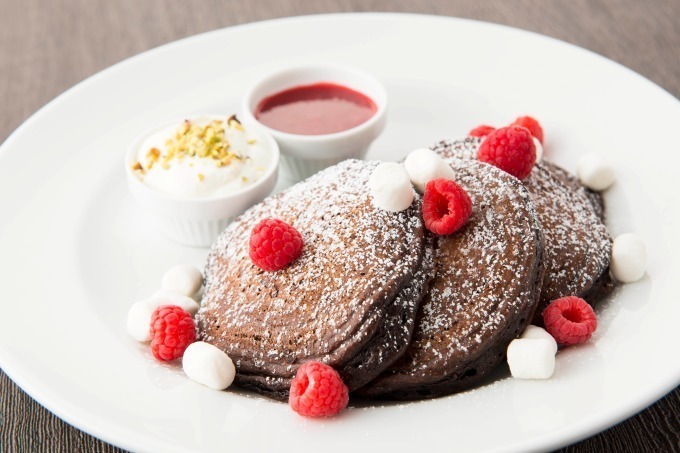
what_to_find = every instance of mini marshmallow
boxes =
[576,153,616,191]
[521,325,557,355]
[161,265,203,297]
[182,341,236,390]
[533,137,543,163]
[611,233,647,283]
[368,162,414,212]
[127,298,157,342]
[403,148,456,193]
[152,289,200,315]
[507,338,556,380]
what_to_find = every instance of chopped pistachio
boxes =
[228,114,244,131]
[146,147,161,169]
[142,118,249,172]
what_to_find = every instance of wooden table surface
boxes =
[1,0,679,451]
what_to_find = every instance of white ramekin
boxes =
[240,64,388,182]
[124,116,279,247]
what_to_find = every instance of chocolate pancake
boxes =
[430,137,613,324]
[360,158,545,399]
[197,159,434,400]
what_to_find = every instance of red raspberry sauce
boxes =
[254,82,377,135]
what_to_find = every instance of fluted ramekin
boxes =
[124,117,279,247]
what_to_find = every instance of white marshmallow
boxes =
[161,265,203,297]
[521,325,557,355]
[611,233,647,283]
[368,162,414,212]
[533,137,543,163]
[576,153,616,191]
[127,298,157,342]
[152,289,200,315]
[182,341,236,390]
[507,338,555,379]
[403,148,456,193]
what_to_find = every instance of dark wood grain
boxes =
[1,0,679,451]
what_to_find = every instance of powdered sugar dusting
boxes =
[196,159,427,390]
[431,137,612,320]
[366,157,544,391]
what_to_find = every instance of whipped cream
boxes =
[133,116,272,198]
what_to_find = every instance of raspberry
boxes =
[477,126,536,180]
[422,178,472,235]
[511,116,544,143]
[469,125,496,138]
[150,305,196,361]
[289,362,349,417]
[249,218,303,271]
[543,296,597,345]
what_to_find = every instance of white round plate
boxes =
[1,13,678,453]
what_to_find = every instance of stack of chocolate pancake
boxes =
[429,137,613,325]
[198,139,614,401]
[360,158,545,399]
[197,159,434,400]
